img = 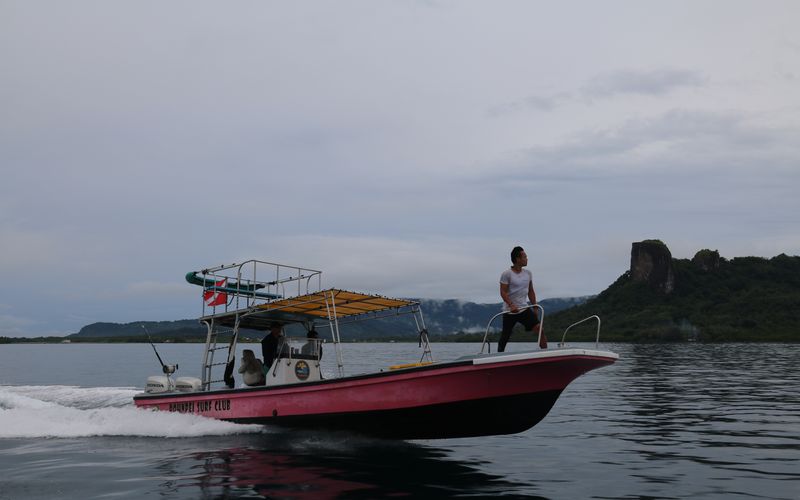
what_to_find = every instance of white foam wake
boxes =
[0,385,264,439]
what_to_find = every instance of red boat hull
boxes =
[134,349,616,439]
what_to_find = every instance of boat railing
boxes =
[560,315,602,349]
[480,304,544,354]
[195,260,323,315]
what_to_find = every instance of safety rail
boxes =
[194,260,323,316]
[560,315,602,349]
[480,304,544,354]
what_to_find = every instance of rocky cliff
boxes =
[692,249,721,271]
[630,239,675,294]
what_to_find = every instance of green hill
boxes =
[545,251,800,342]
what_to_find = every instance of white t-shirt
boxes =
[500,268,533,312]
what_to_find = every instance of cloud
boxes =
[457,106,800,283]
[491,69,705,116]
[488,93,568,116]
[580,69,705,100]
[502,108,800,179]
[782,38,800,53]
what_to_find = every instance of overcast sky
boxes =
[2,1,799,336]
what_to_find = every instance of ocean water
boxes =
[0,342,798,499]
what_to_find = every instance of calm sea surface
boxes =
[1,342,798,499]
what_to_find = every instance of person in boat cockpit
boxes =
[238,349,266,386]
[261,322,284,372]
[301,328,322,359]
[499,246,547,352]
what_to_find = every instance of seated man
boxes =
[237,349,265,386]
[301,329,323,359]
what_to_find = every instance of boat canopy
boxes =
[258,289,415,319]
[203,288,418,330]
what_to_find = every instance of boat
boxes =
[133,260,618,439]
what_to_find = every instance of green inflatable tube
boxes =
[185,272,281,299]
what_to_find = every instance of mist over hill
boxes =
[68,297,590,341]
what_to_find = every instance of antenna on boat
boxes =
[141,325,178,375]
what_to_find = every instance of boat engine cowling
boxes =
[145,375,175,394]
[175,377,202,392]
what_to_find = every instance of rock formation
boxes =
[630,240,675,294]
[692,249,721,271]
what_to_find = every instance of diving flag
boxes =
[203,278,227,307]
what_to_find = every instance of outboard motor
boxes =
[145,375,175,394]
[144,363,178,394]
[175,377,203,392]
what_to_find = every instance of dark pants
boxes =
[499,308,540,352]
[261,335,278,371]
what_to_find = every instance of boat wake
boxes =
[0,385,264,439]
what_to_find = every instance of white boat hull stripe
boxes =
[470,348,619,365]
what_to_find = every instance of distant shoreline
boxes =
[2,336,797,344]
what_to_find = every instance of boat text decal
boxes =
[167,399,231,413]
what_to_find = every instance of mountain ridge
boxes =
[68,297,592,340]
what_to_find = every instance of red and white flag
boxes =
[203,278,227,307]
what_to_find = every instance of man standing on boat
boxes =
[499,246,547,352]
